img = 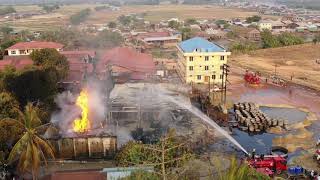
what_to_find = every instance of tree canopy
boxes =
[261,30,304,48]
[70,8,91,25]
[0,92,20,120]
[108,21,117,29]
[185,18,199,26]
[2,67,59,108]
[246,15,261,23]
[30,48,69,79]
[116,130,192,179]
[0,103,54,179]
[168,20,181,30]
[0,6,16,16]
[95,30,124,48]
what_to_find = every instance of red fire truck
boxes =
[244,70,261,85]
[247,155,288,177]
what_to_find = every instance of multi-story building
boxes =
[177,37,231,84]
[6,41,63,56]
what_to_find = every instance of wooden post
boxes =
[73,138,76,158]
[161,140,166,180]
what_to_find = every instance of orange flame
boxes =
[73,89,90,133]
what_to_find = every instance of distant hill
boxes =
[0,0,118,5]
[276,0,320,10]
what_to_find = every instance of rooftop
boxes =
[137,32,171,39]
[6,41,64,50]
[0,56,33,70]
[61,50,96,58]
[178,37,226,53]
[98,47,155,73]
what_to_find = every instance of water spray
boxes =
[168,96,249,155]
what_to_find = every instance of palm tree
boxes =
[0,103,54,179]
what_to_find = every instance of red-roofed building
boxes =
[0,56,33,70]
[97,47,155,83]
[60,50,96,84]
[6,41,64,56]
[134,31,181,48]
[61,50,96,62]
[0,50,95,91]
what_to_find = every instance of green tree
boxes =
[108,21,117,29]
[246,15,262,23]
[2,67,59,108]
[118,15,133,26]
[168,20,181,30]
[230,41,258,53]
[94,6,107,11]
[277,32,303,46]
[0,38,20,59]
[0,6,16,16]
[0,26,13,35]
[116,130,192,180]
[0,103,54,179]
[39,28,77,48]
[215,19,227,26]
[180,27,194,40]
[0,92,22,155]
[96,30,124,48]
[70,8,91,25]
[185,18,198,26]
[0,92,20,119]
[30,48,69,79]
[313,34,320,44]
[261,30,281,48]
[42,4,60,13]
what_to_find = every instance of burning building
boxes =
[48,135,117,159]
[49,87,117,160]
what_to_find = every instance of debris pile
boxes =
[234,102,288,133]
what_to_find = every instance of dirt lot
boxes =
[230,43,320,91]
[1,4,276,31]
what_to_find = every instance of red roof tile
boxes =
[0,56,33,70]
[61,50,96,59]
[98,47,155,74]
[0,55,93,83]
[6,41,64,50]
[137,32,171,39]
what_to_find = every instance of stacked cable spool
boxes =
[234,102,288,133]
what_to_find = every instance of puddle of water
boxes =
[230,84,320,119]
[260,106,308,124]
[231,129,278,154]
[230,106,308,157]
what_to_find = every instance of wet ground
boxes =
[226,81,320,169]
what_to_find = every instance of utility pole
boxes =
[221,64,230,106]
[274,64,279,76]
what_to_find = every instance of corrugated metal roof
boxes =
[178,37,225,53]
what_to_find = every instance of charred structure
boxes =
[48,135,117,160]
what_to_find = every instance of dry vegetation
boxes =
[0,4,275,31]
[87,5,268,23]
[230,43,320,90]
[0,4,97,31]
